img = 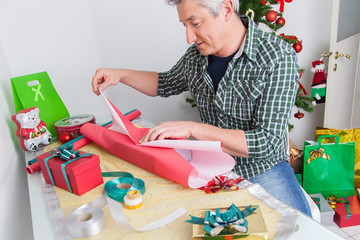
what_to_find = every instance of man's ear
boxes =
[222,0,234,22]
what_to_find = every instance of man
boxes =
[92,0,312,217]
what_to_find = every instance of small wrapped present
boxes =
[37,145,103,195]
[333,195,360,228]
[188,204,268,239]
[309,194,335,226]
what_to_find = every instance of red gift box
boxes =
[37,149,103,195]
[334,196,360,228]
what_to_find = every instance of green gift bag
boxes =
[11,71,70,137]
[303,135,355,198]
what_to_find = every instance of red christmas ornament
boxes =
[294,110,305,119]
[293,42,303,53]
[276,17,286,26]
[265,10,277,23]
[59,132,72,143]
[299,70,302,79]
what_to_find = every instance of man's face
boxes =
[177,0,227,56]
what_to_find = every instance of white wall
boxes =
[0,0,333,239]
[0,39,33,240]
[281,1,332,148]
[89,0,201,124]
[0,1,102,239]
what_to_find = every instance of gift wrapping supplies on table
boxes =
[40,139,286,240]
[26,94,302,239]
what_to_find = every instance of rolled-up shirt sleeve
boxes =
[157,55,189,97]
[245,52,299,160]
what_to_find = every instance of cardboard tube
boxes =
[26,162,41,174]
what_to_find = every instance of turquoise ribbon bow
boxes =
[44,144,91,193]
[186,204,257,237]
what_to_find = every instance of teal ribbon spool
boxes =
[44,144,91,193]
[103,172,145,202]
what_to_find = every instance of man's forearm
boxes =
[190,122,249,158]
[120,70,159,97]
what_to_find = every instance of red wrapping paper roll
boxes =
[80,123,194,187]
[80,94,235,188]
[26,109,141,174]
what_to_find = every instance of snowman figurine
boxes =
[12,107,52,151]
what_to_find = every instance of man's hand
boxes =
[92,68,124,95]
[91,68,159,97]
[139,121,194,143]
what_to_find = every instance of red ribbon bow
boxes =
[204,175,244,194]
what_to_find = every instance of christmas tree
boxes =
[239,0,313,131]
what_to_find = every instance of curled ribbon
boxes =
[186,204,257,237]
[306,147,330,164]
[44,144,91,193]
[203,175,244,194]
[31,83,45,102]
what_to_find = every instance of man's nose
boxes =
[186,27,196,44]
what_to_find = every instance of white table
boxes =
[25,148,345,240]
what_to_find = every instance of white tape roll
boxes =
[66,207,105,238]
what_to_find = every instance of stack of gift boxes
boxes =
[291,127,360,228]
[308,187,360,228]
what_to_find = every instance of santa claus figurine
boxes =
[12,107,52,151]
[311,60,327,104]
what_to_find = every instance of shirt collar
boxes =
[234,34,246,58]
[233,15,259,62]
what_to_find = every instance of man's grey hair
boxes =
[165,0,240,16]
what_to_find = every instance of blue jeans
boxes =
[248,161,312,217]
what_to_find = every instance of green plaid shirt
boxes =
[157,16,299,179]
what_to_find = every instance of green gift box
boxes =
[11,71,69,137]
